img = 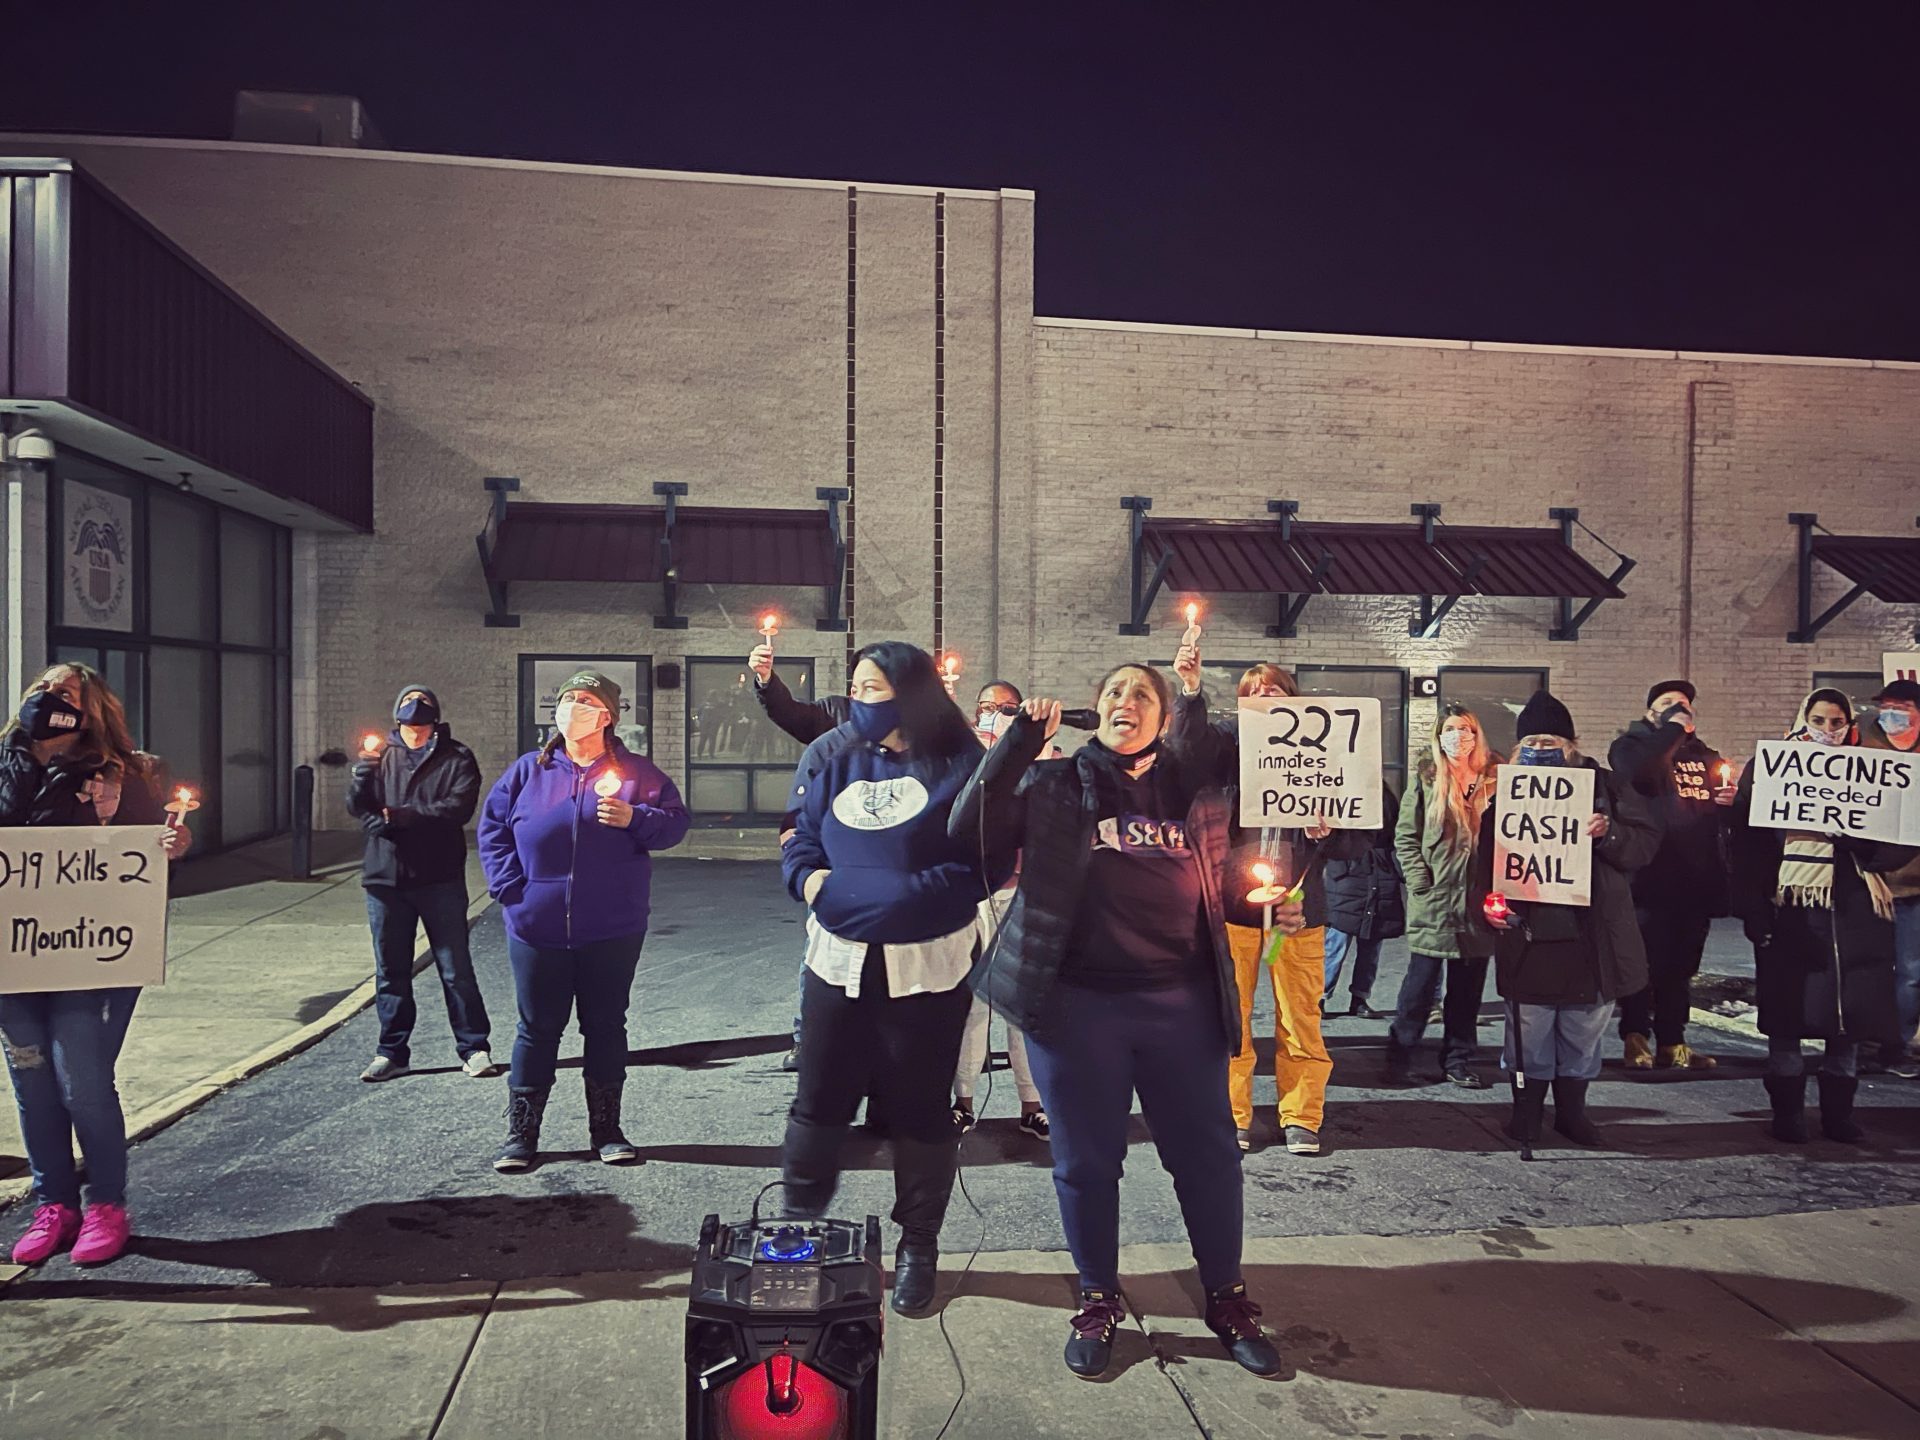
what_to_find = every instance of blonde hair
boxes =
[1425,704,1501,853]
[1236,664,1297,698]
[3,663,150,781]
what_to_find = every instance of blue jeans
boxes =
[1894,895,1920,1051]
[1322,929,1382,1005]
[1025,980,1243,1293]
[507,932,645,1089]
[1502,1001,1611,1082]
[367,882,491,1065]
[0,988,140,1207]
[1388,953,1489,1072]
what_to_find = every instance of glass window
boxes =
[518,656,652,756]
[149,490,217,640]
[1438,667,1549,760]
[1812,672,1885,734]
[1298,666,1409,796]
[220,653,275,846]
[685,657,814,820]
[220,509,275,648]
[147,646,220,851]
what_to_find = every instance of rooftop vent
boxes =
[232,91,384,149]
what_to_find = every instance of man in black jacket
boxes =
[346,685,492,1082]
[1607,680,1734,1072]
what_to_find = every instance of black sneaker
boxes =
[1445,1068,1489,1090]
[1018,1109,1050,1141]
[1205,1282,1284,1376]
[1284,1125,1321,1155]
[1065,1289,1127,1377]
[1350,1001,1388,1020]
[779,1045,801,1073]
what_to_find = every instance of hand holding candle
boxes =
[1713,757,1740,807]
[594,768,633,827]
[1483,891,1514,929]
[1182,600,1203,648]
[163,785,200,843]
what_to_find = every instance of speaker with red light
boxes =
[685,1212,883,1439]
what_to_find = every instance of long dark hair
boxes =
[854,641,976,760]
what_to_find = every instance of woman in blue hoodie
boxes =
[478,670,690,1172]
[780,641,992,1317]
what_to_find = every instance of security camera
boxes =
[6,429,54,464]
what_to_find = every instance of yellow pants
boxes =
[1227,923,1330,1132]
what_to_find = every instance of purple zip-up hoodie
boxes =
[477,738,690,948]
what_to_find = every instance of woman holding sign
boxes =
[1474,693,1658,1149]
[0,664,191,1268]
[953,662,1291,1380]
[1730,689,1916,1144]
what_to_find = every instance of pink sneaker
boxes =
[11,1203,81,1265]
[70,1202,131,1266]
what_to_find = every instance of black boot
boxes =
[779,1115,842,1219]
[1763,1073,1808,1143]
[585,1077,639,1164]
[1551,1078,1601,1146]
[889,1135,958,1315]
[1064,1289,1127,1378]
[493,1086,548,1172]
[1817,1072,1864,1143]
[1504,1079,1548,1145]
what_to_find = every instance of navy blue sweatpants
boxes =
[1024,978,1244,1293]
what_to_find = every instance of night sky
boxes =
[7,6,1917,359]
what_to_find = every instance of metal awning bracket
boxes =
[475,476,521,627]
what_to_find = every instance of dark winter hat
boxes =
[1515,690,1576,743]
[1645,679,1696,709]
[1874,679,1920,706]
[393,683,440,720]
[558,669,622,716]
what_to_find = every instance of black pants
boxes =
[1618,904,1711,1047]
[783,946,971,1245]
[1388,953,1488,1073]
[367,881,491,1065]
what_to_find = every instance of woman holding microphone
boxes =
[953,663,1292,1380]
[2,663,191,1268]
[478,670,689,1171]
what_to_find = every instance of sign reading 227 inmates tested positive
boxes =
[0,826,172,994]
[1748,741,1920,847]
[1238,698,1383,830]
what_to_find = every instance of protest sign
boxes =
[1238,697,1383,830]
[1886,653,1920,686]
[1747,740,1920,846]
[1493,765,1595,906]
[0,826,171,993]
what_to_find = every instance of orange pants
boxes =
[1227,923,1330,1132]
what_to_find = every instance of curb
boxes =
[1687,1003,1763,1042]
[0,888,496,1211]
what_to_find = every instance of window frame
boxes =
[682,654,818,824]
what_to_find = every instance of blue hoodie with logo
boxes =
[783,739,990,944]
[478,738,690,948]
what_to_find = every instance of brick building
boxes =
[1,132,1915,850]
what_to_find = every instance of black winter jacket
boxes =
[0,731,170,830]
[948,714,1242,1052]
[345,725,482,889]
[1322,786,1407,941]
[1728,765,1915,1044]
[1472,758,1660,1006]
[754,673,851,746]
[1607,719,1731,916]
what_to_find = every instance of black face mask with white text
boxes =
[18,690,84,742]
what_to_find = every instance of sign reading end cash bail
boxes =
[1238,697,1383,830]
[0,826,172,994]
[1748,740,1920,846]
[1494,765,1596,906]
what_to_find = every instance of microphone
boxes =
[1058,708,1099,731]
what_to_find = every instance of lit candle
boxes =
[759,611,780,645]
[1483,892,1512,926]
[1182,600,1203,648]
[941,652,962,696]
[1717,760,1733,788]
[1247,859,1287,943]
[593,770,623,801]
[361,733,382,757]
[164,785,200,830]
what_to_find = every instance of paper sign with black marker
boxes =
[1237,698,1383,830]
[1747,740,1920,846]
[1886,652,1920,686]
[1493,765,1595,907]
[0,826,171,994]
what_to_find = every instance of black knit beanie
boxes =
[1515,690,1576,743]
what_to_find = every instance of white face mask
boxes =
[1880,709,1915,737]
[554,700,606,741]
[1438,729,1469,760]
[1803,725,1842,747]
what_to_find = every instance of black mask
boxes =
[396,697,440,726]
[19,690,84,741]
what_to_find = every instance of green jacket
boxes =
[1394,765,1494,960]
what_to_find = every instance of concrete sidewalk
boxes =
[2,1204,1915,1437]
[0,836,489,1201]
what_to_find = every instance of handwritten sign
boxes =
[1886,653,1920,686]
[1747,740,1920,846]
[1493,765,1595,906]
[1238,698,1383,830]
[0,826,171,993]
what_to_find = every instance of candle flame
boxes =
[944,654,960,676]
[175,787,193,804]
[362,734,381,753]
[760,613,779,632]
[1185,602,1200,625]
[593,771,622,799]
[1251,861,1276,886]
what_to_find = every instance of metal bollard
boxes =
[291,764,315,879]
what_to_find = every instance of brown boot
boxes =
[1623,1034,1654,1070]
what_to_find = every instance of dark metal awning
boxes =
[0,158,373,531]
[1789,513,1920,642]
[474,480,849,630]
[1120,497,1633,642]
